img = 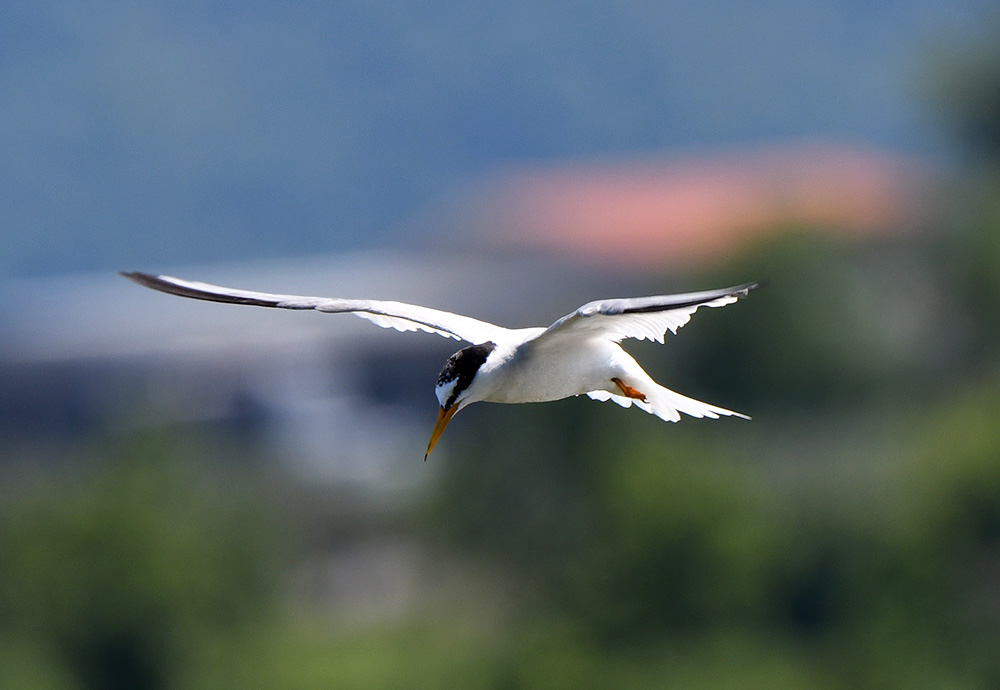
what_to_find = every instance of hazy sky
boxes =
[1,0,995,277]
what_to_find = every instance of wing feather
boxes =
[121,272,506,344]
[537,282,758,345]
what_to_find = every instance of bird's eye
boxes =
[436,377,460,408]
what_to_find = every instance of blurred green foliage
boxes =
[0,434,284,690]
[5,222,1000,690]
[429,348,1000,689]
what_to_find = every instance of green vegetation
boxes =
[0,436,284,690]
[7,215,999,689]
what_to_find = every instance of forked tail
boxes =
[587,382,749,423]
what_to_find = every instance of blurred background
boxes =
[2,1,1000,688]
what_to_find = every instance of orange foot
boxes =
[612,377,647,402]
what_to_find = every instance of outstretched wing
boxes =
[121,272,507,344]
[533,282,759,345]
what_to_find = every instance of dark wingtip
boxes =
[734,280,766,299]
[120,271,158,287]
[121,271,189,296]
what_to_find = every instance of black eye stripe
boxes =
[437,341,496,408]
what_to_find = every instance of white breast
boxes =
[476,334,629,405]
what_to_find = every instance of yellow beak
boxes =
[424,405,458,460]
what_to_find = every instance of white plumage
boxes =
[122,272,758,457]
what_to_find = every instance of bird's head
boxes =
[424,341,497,459]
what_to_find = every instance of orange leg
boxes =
[612,377,647,402]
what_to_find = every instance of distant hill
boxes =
[0,0,992,278]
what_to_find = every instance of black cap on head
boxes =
[437,341,497,408]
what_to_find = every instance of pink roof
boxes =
[465,142,932,268]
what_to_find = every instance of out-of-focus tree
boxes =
[932,18,1000,164]
[0,434,284,690]
[930,14,1000,360]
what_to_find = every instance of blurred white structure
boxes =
[0,250,630,487]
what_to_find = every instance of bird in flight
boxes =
[122,271,758,459]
